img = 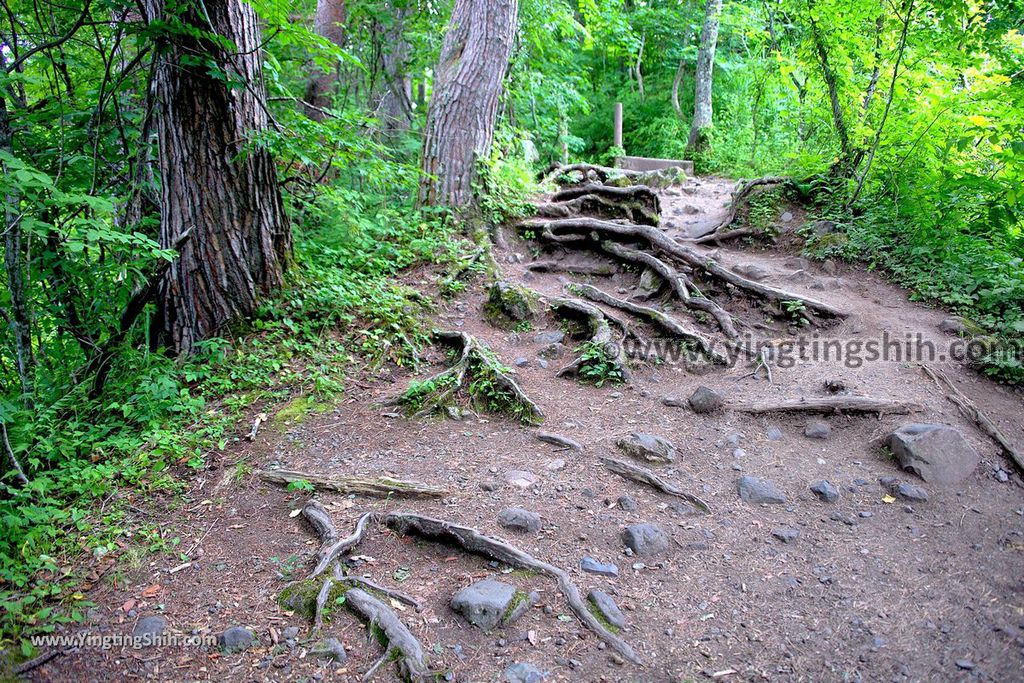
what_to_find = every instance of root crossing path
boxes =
[34,171,1024,683]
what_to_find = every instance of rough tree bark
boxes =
[145,0,291,356]
[304,0,347,119]
[671,58,685,117]
[686,0,722,155]
[418,0,518,208]
[369,4,413,133]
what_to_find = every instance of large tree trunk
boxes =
[369,5,413,134]
[304,0,347,118]
[418,0,518,208]
[686,0,722,155]
[145,0,290,356]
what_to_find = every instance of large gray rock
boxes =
[503,662,546,683]
[616,433,677,464]
[737,476,787,504]
[219,626,255,652]
[497,508,541,534]
[888,424,980,485]
[133,615,167,647]
[580,557,619,577]
[688,386,724,414]
[621,523,670,555]
[310,636,347,663]
[451,579,516,631]
[587,590,626,628]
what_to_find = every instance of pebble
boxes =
[621,523,670,555]
[810,480,839,503]
[219,626,255,652]
[617,495,638,511]
[580,556,619,577]
[804,420,831,439]
[737,476,787,504]
[497,507,542,534]
[772,527,800,543]
[767,426,784,441]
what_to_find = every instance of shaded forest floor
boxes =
[25,175,1024,683]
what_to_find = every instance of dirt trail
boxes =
[29,174,1024,683]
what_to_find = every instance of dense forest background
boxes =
[0,0,1021,653]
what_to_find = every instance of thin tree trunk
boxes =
[304,0,346,119]
[145,0,290,356]
[418,0,518,208]
[0,79,34,405]
[634,34,645,102]
[671,58,685,117]
[809,13,852,170]
[686,0,722,155]
[369,5,413,133]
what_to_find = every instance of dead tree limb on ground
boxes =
[259,470,448,498]
[600,456,711,512]
[729,396,919,415]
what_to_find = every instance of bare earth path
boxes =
[28,174,1024,683]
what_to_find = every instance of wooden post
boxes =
[613,102,623,150]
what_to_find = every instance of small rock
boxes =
[132,616,167,646]
[955,659,975,671]
[497,508,542,534]
[824,378,846,393]
[503,662,546,683]
[504,470,540,489]
[621,523,670,555]
[688,386,724,414]
[587,590,626,628]
[310,637,347,663]
[545,458,566,472]
[536,358,549,369]
[858,511,873,518]
[766,426,784,441]
[879,477,929,502]
[830,511,857,526]
[220,626,255,652]
[995,468,1009,483]
[938,318,966,335]
[734,263,770,281]
[580,557,619,577]
[537,432,582,450]
[539,343,566,359]
[888,423,980,485]
[451,579,516,631]
[616,433,677,464]
[534,330,565,344]
[737,476,787,504]
[682,203,701,214]
[780,211,794,223]
[514,357,528,367]
[617,495,638,511]
[661,395,686,408]
[281,626,299,641]
[804,420,830,439]
[810,480,839,503]
[772,527,800,543]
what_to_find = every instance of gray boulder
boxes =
[497,508,541,534]
[737,476,787,504]
[504,662,546,683]
[688,386,724,413]
[621,523,670,555]
[888,423,979,485]
[616,433,677,464]
[133,615,167,647]
[310,636,347,663]
[451,579,516,631]
[219,626,255,652]
[810,479,839,503]
[804,420,831,439]
[587,590,626,628]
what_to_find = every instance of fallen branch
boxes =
[600,456,711,513]
[345,588,430,682]
[537,431,583,451]
[381,511,642,665]
[1,422,29,486]
[260,470,448,499]
[310,511,377,578]
[729,396,919,415]
[921,365,1024,474]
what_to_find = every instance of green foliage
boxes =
[574,341,625,387]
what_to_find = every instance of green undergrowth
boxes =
[0,206,461,655]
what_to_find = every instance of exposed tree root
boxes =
[524,260,617,276]
[300,500,339,545]
[921,365,1024,474]
[599,241,740,340]
[691,176,797,244]
[538,162,641,186]
[381,512,643,665]
[537,193,659,226]
[345,587,430,682]
[335,569,425,613]
[260,470,448,498]
[385,330,543,423]
[729,396,920,415]
[550,297,631,382]
[537,431,583,451]
[570,283,728,364]
[600,456,711,513]
[311,511,376,578]
[524,216,846,321]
